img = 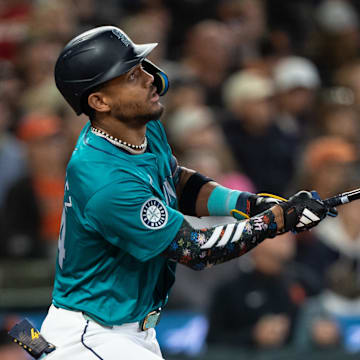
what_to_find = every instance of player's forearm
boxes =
[195,180,217,216]
[177,168,253,217]
[163,206,284,270]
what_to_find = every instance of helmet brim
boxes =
[133,43,158,59]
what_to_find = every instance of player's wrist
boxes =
[271,205,284,232]
[247,194,259,217]
[207,186,253,219]
[247,194,285,218]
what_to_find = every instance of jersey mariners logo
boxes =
[141,198,168,229]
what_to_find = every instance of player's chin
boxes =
[140,104,164,123]
[154,103,164,119]
[150,102,164,117]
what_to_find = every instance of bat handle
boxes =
[323,195,350,208]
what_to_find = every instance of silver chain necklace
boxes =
[91,126,147,154]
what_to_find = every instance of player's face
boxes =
[101,64,164,124]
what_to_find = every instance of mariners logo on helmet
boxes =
[111,29,131,47]
[141,198,168,229]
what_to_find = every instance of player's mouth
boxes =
[151,93,160,102]
[149,87,159,102]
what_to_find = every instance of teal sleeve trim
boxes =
[207,186,240,216]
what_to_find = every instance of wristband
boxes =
[207,186,252,218]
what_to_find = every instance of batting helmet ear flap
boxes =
[142,59,169,96]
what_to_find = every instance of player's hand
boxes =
[231,193,285,220]
[279,190,331,232]
[248,194,284,217]
[310,190,338,218]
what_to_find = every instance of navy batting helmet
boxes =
[54,26,169,115]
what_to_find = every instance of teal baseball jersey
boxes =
[52,120,184,326]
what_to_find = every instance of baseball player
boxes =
[14,26,334,359]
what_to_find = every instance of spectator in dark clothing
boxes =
[311,0,360,85]
[273,56,320,140]
[1,175,43,258]
[294,142,360,288]
[180,20,234,108]
[294,259,360,352]
[2,112,66,258]
[207,232,320,349]
[0,99,27,209]
[221,70,297,195]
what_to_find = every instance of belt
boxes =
[82,308,162,332]
[139,308,162,331]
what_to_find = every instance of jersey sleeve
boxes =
[84,179,184,262]
[169,155,182,188]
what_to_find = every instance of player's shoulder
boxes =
[65,120,169,202]
[69,122,131,167]
[147,119,172,159]
[66,123,132,188]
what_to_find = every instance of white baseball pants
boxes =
[40,305,164,359]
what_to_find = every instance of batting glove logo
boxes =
[141,198,168,229]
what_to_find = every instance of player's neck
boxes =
[92,117,147,147]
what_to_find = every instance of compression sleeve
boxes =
[163,209,278,270]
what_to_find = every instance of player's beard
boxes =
[112,100,164,126]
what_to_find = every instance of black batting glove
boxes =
[248,194,284,217]
[310,190,338,218]
[232,193,285,220]
[279,190,330,232]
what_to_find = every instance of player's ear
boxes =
[88,92,110,113]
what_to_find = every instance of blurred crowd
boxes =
[2,0,360,358]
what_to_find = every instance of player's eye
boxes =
[128,72,136,81]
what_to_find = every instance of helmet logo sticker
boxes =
[141,198,168,229]
[111,29,130,47]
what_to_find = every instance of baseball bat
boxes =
[323,188,360,208]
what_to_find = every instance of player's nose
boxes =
[142,67,154,87]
